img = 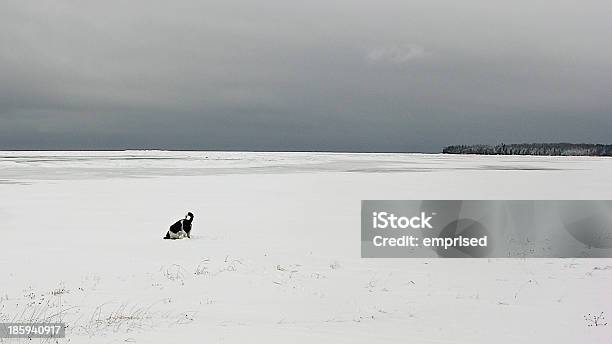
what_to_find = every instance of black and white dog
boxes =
[163,212,194,239]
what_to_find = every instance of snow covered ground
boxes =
[1,151,611,343]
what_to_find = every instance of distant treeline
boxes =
[442,143,612,156]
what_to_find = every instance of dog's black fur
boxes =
[163,212,194,239]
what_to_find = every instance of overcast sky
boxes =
[1,0,611,152]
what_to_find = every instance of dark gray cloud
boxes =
[1,0,611,152]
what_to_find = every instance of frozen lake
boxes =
[1,151,611,343]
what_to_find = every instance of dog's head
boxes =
[186,212,194,222]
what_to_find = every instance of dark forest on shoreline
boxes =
[442,143,612,157]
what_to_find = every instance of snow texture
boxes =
[1,151,611,343]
